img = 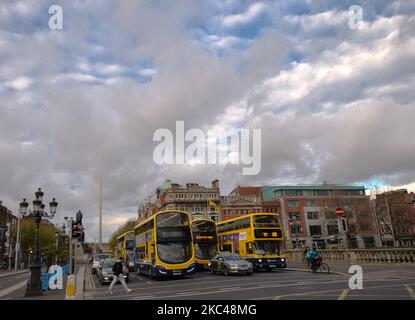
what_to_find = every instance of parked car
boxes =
[97,259,129,285]
[92,253,111,274]
[208,253,253,276]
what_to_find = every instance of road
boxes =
[89,263,415,300]
[0,271,30,299]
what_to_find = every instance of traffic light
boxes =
[71,222,83,240]
[340,218,348,232]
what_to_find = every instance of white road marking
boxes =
[0,280,27,298]
[175,291,200,295]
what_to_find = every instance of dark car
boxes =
[96,259,129,285]
[209,253,253,276]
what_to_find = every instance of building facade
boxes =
[0,201,18,265]
[374,189,415,247]
[220,186,263,221]
[262,184,381,249]
[138,179,221,222]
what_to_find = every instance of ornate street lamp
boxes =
[19,188,58,297]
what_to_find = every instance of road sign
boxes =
[335,206,344,217]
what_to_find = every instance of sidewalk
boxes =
[0,269,29,279]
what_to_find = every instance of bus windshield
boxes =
[156,212,192,264]
[126,240,135,250]
[194,242,217,260]
[253,215,279,228]
[254,240,281,255]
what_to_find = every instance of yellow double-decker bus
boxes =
[116,231,136,271]
[190,219,218,270]
[134,210,196,278]
[216,213,287,271]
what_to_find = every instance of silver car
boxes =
[209,253,253,276]
[97,259,130,285]
[92,253,110,274]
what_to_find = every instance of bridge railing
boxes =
[286,248,415,264]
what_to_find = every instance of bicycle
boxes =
[310,258,330,274]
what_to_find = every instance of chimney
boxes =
[211,179,219,189]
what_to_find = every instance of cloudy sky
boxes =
[1,0,414,241]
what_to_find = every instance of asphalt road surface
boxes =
[89,263,415,300]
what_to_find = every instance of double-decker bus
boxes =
[190,219,218,270]
[134,210,196,278]
[216,213,287,271]
[117,231,136,271]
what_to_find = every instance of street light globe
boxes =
[19,198,29,216]
[49,198,58,215]
[32,199,42,212]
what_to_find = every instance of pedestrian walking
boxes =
[108,257,132,294]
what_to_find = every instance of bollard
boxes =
[65,275,76,300]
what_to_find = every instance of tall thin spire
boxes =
[99,158,103,249]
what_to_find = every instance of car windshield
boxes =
[102,260,117,268]
[222,254,241,261]
[254,240,281,255]
[94,254,110,261]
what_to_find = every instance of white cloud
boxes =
[222,2,268,28]
[5,76,32,90]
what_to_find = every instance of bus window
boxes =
[246,242,253,254]
[221,244,232,252]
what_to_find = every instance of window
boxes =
[287,200,299,207]
[307,212,319,220]
[309,225,322,236]
[289,212,300,221]
[285,190,300,196]
[359,211,369,219]
[305,200,317,207]
[194,204,202,212]
[315,190,329,196]
[360,224,370,232]
[363,237,375,248]
[291,224,302,234]
[327,224,339,235]
[303,190,314,196]
[178,205,185,211]
[325,212,336,219]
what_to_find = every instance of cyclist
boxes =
[305,247,321,271]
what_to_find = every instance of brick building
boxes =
[0,201,18,265]
[262,184,381,249]
[374,189,415,247]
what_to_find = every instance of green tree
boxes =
[20,217,66,266]
[109,219,137,251]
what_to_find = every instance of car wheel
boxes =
[224,267,229,276]
[210,267,215,274]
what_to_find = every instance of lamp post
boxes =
[64,216,73,274]
[19,188,58,297]
[55,231,59,265]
